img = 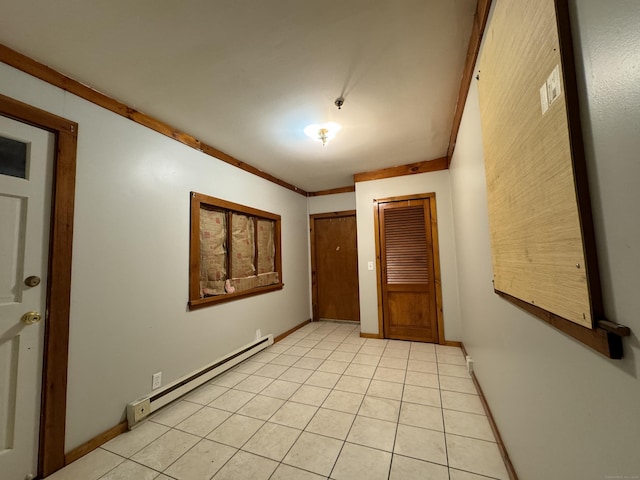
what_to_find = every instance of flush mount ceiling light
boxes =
[304,122,342,146]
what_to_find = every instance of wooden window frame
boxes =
[188,191,282,309]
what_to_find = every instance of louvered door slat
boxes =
[383,206,430,284]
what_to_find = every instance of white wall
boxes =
[355,172,461,339]
[449,1,640,478]
[0,62,311,450]
[308,192,356,215]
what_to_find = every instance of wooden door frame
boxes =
[0,93,77,477]
[373,193,445,344]
[309,210,358,322]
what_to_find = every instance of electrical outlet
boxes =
[256,329,262,340]
[152,372,162,390]
[466,355,474,375]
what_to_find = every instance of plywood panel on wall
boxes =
[478,0,591,328]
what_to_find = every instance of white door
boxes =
[0,116,54,480]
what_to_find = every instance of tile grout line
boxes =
[269,322,356,479]
[96,445,175,479]
[96,322,476,480]
[436,347,453,480]
[93,449,125,480]
[384,340,408,480]
[213,326,325,479]
[319,325,367,479]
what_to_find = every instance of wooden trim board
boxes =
[553,0,604,326]
[0,93,77,477]
[447,0,493,164]
[274,319,311,343]
[428,195,446,345]
[64,421,128,466]
[497,291,623,358]
[354,157,448,183]
[461,343,519,480]
[308,186,355,197]
[309,213,319,322]
[373,198,386,339]
[0,43,307,197]
[359,332,383,339]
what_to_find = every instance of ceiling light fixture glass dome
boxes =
[304,122,342,146]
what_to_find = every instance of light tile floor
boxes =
[46,321,509,480]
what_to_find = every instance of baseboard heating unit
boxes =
[126,333,273,428]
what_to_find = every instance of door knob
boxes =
[24,276,41,287]
[21,311,42,325]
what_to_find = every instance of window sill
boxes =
[188,283,284,310]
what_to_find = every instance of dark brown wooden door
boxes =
[379,199,438,342]
[311,213,360,322]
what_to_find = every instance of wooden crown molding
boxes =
[353,157,448,183]
[307,185,355,197]
[311,0,492,180]
[446,0,493,165]
[1,0,491,194]
[0,43,308,196]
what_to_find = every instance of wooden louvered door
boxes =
[379,198,438,342]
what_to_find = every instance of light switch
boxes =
[540,65,561,115]
[546,64,562,106]
[367,261,374,271]
[539,83,549,114]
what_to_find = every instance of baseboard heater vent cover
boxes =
[126,334,273,427]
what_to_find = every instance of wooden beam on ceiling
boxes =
[353,157,448,183]
[307,185,355,197]
[0,43,308,196]
[446,0,493,166]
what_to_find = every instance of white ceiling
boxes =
[0,0,476,192]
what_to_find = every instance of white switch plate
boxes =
[546,64,562,106]
[152,372,162,390]
[539,83,549,114]
[540,65,561,115]
[367,261,374,271]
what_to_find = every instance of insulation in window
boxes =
[199,208,227,296]
[257,219,276,275]
[231,213,255,279]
